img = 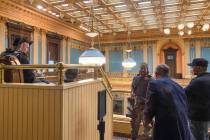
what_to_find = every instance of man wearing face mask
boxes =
[128,63,152,140]
[186,58,210,140]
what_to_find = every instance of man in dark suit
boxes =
[186,58,210,140]
[144,64,194,140]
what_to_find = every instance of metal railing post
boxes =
[94,67,98,80]
[57,62,64,85]
[0,64,4,84]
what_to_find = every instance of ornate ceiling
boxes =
[15,0,210,40]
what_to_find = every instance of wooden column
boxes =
[32,27,39,64]
[67,38,71,64]
[41,29,47,64]
[105,47,109,72]
[143,42,147,63]
[0,17,7,53]
[184,39,191,78]
[195,40,201,58]
[122,47,128,77]
[60,37,67,63]
[153,42,158,74]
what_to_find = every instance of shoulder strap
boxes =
[13,51,21,57]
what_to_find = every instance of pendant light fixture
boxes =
[85,6,98,38]
[79,36,105,66]
[122,31,136,69]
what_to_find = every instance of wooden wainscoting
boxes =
[0,79,113,140]
[0,84,63,140]
[62,80,113,140]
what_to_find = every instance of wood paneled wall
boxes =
[0,80,113,140]
[63,81,113,140]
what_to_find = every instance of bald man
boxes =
[143,64,194,140]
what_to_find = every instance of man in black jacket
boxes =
[12,37,35,83]
[1,37,35,83]
[186,58,210,140]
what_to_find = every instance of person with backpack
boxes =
[13,37,35,83]
[0,37,35,83]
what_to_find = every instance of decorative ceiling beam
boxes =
[99,32,210,43]
[127,0,145,31]
[98,0,128,31]
[179,0,190,23]
[199,1,210,21]
[0,0,90,42]
[40,0,80,25]
[74,2,113,33]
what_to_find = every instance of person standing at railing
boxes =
[13,37,36,83]
[0,37,35,83]
[128,63,152,140]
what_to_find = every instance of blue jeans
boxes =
[190,120,210,140]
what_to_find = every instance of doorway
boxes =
[164,48,177,78]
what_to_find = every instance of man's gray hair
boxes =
[155,64,170,76]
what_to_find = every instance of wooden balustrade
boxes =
[0,80,113,140]
[0,64,113,140]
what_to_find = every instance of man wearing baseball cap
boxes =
[185,58,210,140]
[1,36,35,83]
[12,37,35,83]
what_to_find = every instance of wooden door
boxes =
[7,22,33,60]
[164,48,177,78]
[46,34,62,64]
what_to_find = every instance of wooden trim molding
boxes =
[0,0,90,43]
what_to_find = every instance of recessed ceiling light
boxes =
[83,0,92,4]
[42,8,47,11]
[48,10,52,13]
[202,23,209,31]
[62,4,69,7]
[164,28,170,34]
[37,5,43,10]
[178,31,184,36]
[187,22,194,28]
[188,30,192,35]
[115,5,126,8]
[56,14,60,17]
[52,12,56,15]
[178,23,185,30]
